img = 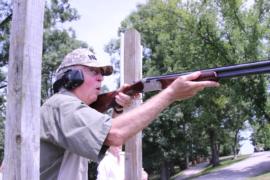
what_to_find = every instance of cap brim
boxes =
[99,65,113,76]
[83,63,113,76]
[56,62,113,76]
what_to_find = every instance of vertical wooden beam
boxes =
[4,0,45,179]
[122,29,143,180]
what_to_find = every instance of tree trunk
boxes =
[208,128,220,166]
[233,129,240,159]
[185,151,189,169]
[183,123,190,169]
[160,160,170,180]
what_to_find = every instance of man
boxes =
[40,48,219,180]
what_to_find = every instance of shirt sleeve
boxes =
[53,96,112,162]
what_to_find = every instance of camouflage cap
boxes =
[56,48,113,76]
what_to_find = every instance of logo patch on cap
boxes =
[88,55,97,61]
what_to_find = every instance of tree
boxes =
[111,0,270,177]
[251,122,270,150]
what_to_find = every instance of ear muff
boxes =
[53,69,84,93]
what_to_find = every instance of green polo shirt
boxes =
[40,90,112,180]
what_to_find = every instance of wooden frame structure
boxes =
[121,29,143,180]
[4,0,45,179]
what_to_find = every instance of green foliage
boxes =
[0,0,11,91]
[115,0,270,177]
[251,123,270,150]
[0,0,11,162]
[44,0,80,29]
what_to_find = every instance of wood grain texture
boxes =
[122,29,143,180]
[4,0,45,179]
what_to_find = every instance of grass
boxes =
[248,172,270,180]
[170,171,183,179]
[171,155,250,179]
[197,155,250,176]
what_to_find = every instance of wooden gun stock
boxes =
[90,60,270,112]
[90,81,144,113]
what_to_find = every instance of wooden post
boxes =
[4,0,45,179]
[122,29,143,180]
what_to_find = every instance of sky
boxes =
[67,0,147,90]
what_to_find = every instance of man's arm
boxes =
[104,71,219,146]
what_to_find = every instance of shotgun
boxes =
[90,60,270,112]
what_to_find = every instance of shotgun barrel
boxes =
[145,59,270,81]
[91,60,270,112]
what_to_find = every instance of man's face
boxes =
[75,66,104,104]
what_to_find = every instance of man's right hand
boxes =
[167,71,220,101]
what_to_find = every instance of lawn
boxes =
[197,155,250,176]
[248,172,270,180]
[171,155,250,179]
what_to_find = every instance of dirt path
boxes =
[175,151,270,180]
